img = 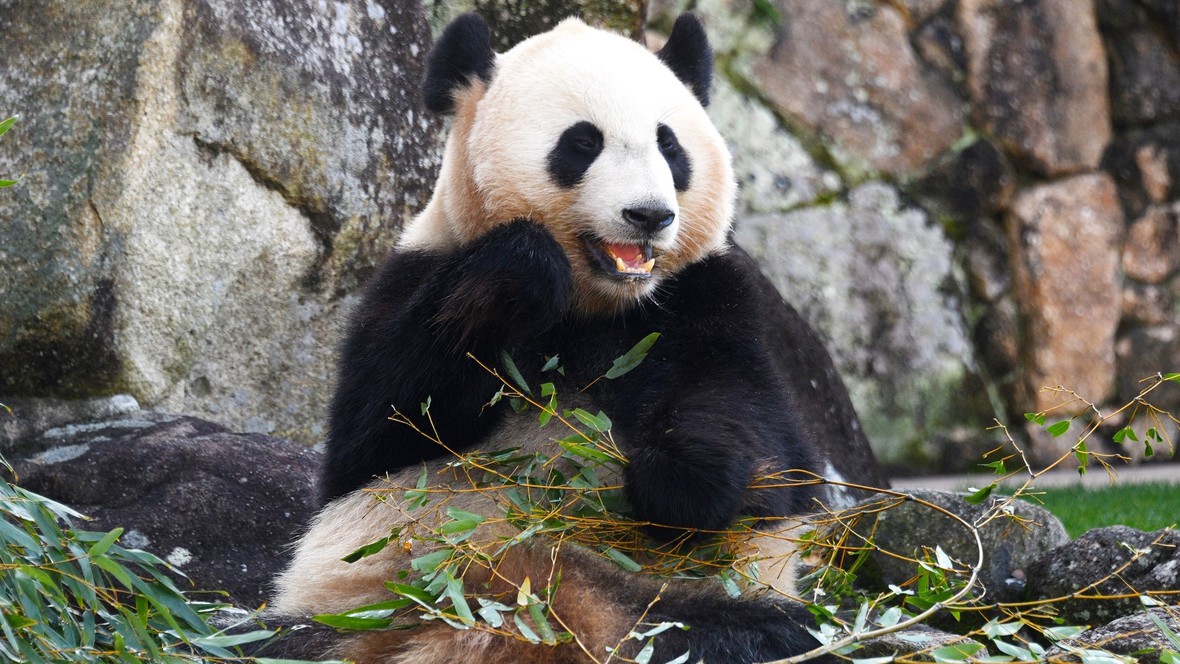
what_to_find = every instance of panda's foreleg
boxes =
[321,219,573,502]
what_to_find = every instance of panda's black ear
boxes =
[423,13,496,114]
[656,14,713,107]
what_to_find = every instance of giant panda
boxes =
[267,13,840,664]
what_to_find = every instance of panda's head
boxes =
[400,13,736,315]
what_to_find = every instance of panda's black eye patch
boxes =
[657,124,692,192]
[548,121,605,189]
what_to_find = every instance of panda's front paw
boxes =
[441,219,573,343]
[624,440,748,537]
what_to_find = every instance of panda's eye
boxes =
[548,121,605,188]
[657,127,678,155]
[574,135,601,153]
[656,123,692,192]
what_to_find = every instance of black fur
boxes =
[323,220,819,531]
[422,13,495,114]
[657,123,692,192]
[547,121,605,188]
[656,14,714,107]
[321,221,571,502]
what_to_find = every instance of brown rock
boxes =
[958,0,1111,176]
[912,140,1015,220]
[1104,18,1180,128]
[750,1,964,177]
[1007,175,1124,414]
[1103,124,1180,219]
[913,13,966,85]
[1122,282,1175,325]
[974,297,1020,382]
[963,218,1010,303]
[1116,326,1180,412]
[1123,205,1180,284]
[899,0,950,25]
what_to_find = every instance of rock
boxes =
[833,490,1070,603]
[856,626,979,661]
[973,297,1020,384]
[708,78,840,213]
[1007,175,1124,420]
[0,395,140,458]
[1122,282,1176,326]
[962,218,1011,304]
[13,414,320,607]
[1046,607,1180,664]
[1099,0,1180,128]
[913,13,967,86]
[1025,526,1180,626]
[957,0,1111,176]
[912,140,1016,221]
[1103,124,1180,219]
[748,0,964,178]
[899,0,951,25]
[0,0,441,444]
[735,183,979,467]
[471,0,645,49]
[1115,327,1180,427]
[1123,205,1180,285]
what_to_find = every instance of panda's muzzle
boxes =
[584,237,656,279]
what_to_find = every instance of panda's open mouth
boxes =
[585,238,655,280]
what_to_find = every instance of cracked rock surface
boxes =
[0,0,441,443]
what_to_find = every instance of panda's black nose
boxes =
[622,206,676,234]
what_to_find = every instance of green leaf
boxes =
[1046,420,1071,437]
[1044,625,1086,641]
[191,629,276,648]
[931,642,985,662]
[513,610,541,643]
[410,550,452,574]
[527,601,557,645]
[500,351,532,396]
[443,574,475,626]
[446,507,487,524]
[963,483,995,505]
[438,519,481,535]
[341,536,391,563]
[605,332,660,379]
[1113,426,1132,444]
[1164,372,1180,384]
[635,639,655,664]
[312,613,393,630]
[0,179,17,188]
[541,355,561,372]
[1024,412,1046,426]
[603,547,642,572]
[420,395,431,415]
[557,439,615,464]
[569,408,611,433]
[0,116,15,138]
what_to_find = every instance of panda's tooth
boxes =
[642,258,655,273]
[615,256,627,272]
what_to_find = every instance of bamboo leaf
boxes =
[605,332,660,379]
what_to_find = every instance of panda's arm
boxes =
[611,251,818,534]
[321,220,571,502]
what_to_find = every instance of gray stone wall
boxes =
[3,0,1178,470]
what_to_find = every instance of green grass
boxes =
[1019,482,1180,538]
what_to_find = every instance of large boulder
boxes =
[0,0,442,443]
[735,183,984,468]
[12,411,319,607]
[832,490,1070,604]
[1025,526,1180,626]
[1047,607,1180,664]
[1006,175,1124,431]
[957,0,1111,176]
[746,0,964,178]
